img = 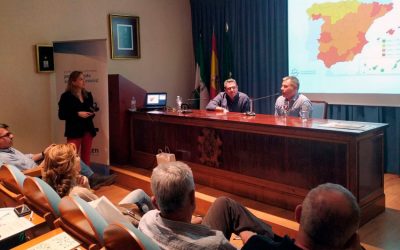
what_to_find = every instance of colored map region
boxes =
[307,0,393,68]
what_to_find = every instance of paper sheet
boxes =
[318,122,366,130]
[27,232,80,250]
[0,208,34,241]
[89,196,130,225]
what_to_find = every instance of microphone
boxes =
[246,92,280,116]
[177,98,204,113]
[180,103,193,113]
[184,97,210,112]
[186,98,210,102]
[90,102,100,112]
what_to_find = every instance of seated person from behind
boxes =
[41,143,151,224]
[274,76,312,117]
[206,78,250,113]
[139,161,274,250]
[0,123,115,189]
[41,143,98,201]
[242,183,364,250]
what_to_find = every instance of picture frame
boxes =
[35,44,54,73]
[109,14,141,59]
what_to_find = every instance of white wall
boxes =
[0,0,194,153]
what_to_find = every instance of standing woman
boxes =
[58,71,96,166]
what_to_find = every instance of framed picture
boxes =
[109,14,141,59]
[35,44,54,72]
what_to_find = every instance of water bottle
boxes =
[130,96,137,111]
[176,96,182,112]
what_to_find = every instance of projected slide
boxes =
[288,0,400,95]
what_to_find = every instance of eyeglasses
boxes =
[0,132,12,138]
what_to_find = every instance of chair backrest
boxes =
[56,195,108,249]
[310,100,328,119]
[0,164,26,207]
[22,176,61,228]
[104,222,160,250]
[0,164,26,193]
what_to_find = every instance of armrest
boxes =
[23,166,42,177]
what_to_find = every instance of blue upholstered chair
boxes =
[22,176,61,229]
[310,100,328,119]
[0,164,26,207]
[0,164,26,191]
[104,222,160,250]
[56,195,108,250]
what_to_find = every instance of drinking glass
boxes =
[300,104,309,121]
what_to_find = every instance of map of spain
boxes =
[307,0,393,68]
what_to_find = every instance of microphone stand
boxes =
[245,93,280,116]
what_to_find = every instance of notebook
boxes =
[143,92,167,110]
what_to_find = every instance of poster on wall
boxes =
[53,39,109,166]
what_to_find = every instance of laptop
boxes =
[143,92,167,110]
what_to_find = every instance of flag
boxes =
[210,31,219,99]
[193,35,209,109]
[222,22,233,82]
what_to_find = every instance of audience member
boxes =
[139,161,274,250]
[0,123,115,189]
[0,123,51,170]
[41,143,97,201]
[206,78,250,113]
[275,76,312,117]
[58,71,97,166]
[41,143,151,225]
[242,183,364,250]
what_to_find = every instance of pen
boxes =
[29,211,33,221]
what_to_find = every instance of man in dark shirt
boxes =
[206,78,250,113]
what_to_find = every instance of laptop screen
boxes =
[145,92,167,108]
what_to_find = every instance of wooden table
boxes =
[129,110,387,225]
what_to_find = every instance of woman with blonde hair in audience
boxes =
[41,143,97,201]
[41,143,153,225]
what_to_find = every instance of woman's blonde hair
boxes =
[42,143,80,198]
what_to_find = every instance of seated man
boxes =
[242,183,364,250]
[139,161,274,250]
[275,76,312,117]
[206,78,250,113]
[0,123,115,189]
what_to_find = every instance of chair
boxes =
[22,176,61,229]
[0,164,26,207]
[310,100,328,119]
[55,195,108,250]
[104,222,160,250]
